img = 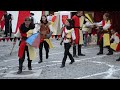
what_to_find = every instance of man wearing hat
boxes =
[30,13,35,25]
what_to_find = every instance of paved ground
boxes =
[0,38,120,79]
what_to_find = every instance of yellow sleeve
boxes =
[27,30,33,37]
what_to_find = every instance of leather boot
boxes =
[28,60,32,70]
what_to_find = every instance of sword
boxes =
[10,38,16,55]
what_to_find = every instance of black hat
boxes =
[30,13,34,16]
[25,17,31,21]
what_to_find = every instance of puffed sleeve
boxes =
[94,21,102,26]
[71,29,76,40]
[103,23,111,30]
[48,24,53,32]
[114,35,120,43]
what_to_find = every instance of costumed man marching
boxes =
[0,11,13,37]
[94,13,112,55]
[38,15,53,63]
[14,17,36,74]
[72,11,94,58]
[60,19,76,68]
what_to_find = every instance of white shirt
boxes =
[95,21,111,30]
[82,18,93,32]
[111,32,120,44]
[47,15,52,22]
[62,27,76,43]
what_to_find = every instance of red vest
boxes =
[72,15,80,44]
[102,20,112,30]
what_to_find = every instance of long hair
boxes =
[66,19,74,30]
[40,15,48,24]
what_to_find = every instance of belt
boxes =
[21,37,27,40]
[74,26,82,30]
[66,38,71,39]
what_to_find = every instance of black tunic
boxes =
[4,14,12,33]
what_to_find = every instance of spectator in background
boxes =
[0,11,13,37]
[30,13,35,25]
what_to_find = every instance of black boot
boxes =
[60,62,65,68]
[97,52,103,55]
[28,67,32,70]
[116,57,120,61]
[73,55,79,58]
[107,47,113,55]
[46,53,49,59]
[78,45,85,56]
[106,52,113,55]
[60,64,65,68]
[28,60,32,70]
[38,60,42,63]
[38,52,43,63]
[17,69,22,74]
[17,66,22,74]
[69,54,75,64]
[17,59,23,74]
[78,54,85,56]
[69,61,75,64]
[73,45,77,57]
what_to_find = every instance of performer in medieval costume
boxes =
[113,30,120,61]
[109,29,120,54]
[38,15,53,63]
[0,11,13,37]
[14,17,36,74]
[94,13,112,55]
[60,19,76,68]
[72,11,94,58]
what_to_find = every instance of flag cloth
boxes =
[26,32,40,48]
[44,39,54,49]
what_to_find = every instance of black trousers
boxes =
[39,41,49,61]
[4,24,12,37]
[99,37,113,53]
[73,44,82,56]
[19,45,32,70]
[62,43,74,65]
